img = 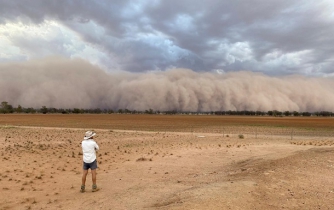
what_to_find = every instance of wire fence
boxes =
[190,126,334,141]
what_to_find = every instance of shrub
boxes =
[238,134,244,139]
[136,157,148,162]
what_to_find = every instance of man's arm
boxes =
[94,142,99,151]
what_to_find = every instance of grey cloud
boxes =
[0,0,334,75]
[1,57,334,112]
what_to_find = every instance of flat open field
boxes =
[1,115,334,209]
[1,114,334,131]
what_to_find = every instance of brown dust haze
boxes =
[0,57,334,112]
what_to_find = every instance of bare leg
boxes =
[91,169,97,185]
[82,170,88,186]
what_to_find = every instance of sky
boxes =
[1,1,334,112]
[1,0,334,76]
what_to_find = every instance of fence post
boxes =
[291,129,293,140]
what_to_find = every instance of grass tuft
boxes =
[136,157,148,162]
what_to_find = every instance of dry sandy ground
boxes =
[1,125,334,210]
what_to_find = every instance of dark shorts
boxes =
[83,159,98,170]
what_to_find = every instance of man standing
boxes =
[81,130,99,193]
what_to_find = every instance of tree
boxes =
[7,104,13,113]
[16,105,23,113]
[73,108,81,114]
[1,101,8,108]
[48,108,58,113]
[0,101,11,114]
[293,111,300,116]
[93,108,102,114]
[41,106,48,114]
[273,110,282,117]
[145,109,154,114]
[302,112,311,116]
[25,107,36,113]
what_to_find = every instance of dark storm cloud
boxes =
[0,0,334,75]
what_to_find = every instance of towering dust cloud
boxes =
[0,57,334,112]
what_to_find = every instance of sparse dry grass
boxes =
[0,115,334,209]
[291,140,334,146]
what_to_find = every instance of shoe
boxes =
[80,185,85,193]
[92,184,99,192]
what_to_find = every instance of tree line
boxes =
[0,101,333,116]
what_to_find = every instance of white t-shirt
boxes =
[81,139,99,163]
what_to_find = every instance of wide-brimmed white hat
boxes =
[84,131,96,140]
